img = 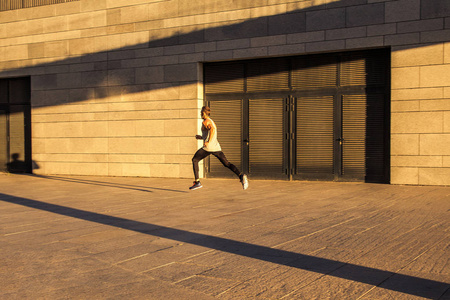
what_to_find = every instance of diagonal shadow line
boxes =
[1,192,448,298]
[31,174,188,193]
[2,0,447,108]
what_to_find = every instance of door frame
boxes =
[246,94,290,180]
[205,93,291,180]
[206,89,389,182]
[0,77,32,174]
[0,105,9,172]
[291,88,388,182]
[204,48,391,183]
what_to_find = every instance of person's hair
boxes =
[201,106,211,117]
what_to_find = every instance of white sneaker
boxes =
[240,174,248,190]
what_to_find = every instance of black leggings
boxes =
[192,148,241,180]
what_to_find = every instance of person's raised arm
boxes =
[203,119,213,147]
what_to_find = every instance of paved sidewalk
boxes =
[0,174,449,299]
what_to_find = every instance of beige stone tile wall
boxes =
[0,0,449,185]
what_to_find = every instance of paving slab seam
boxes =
[210,203,281,219]
[216,246,330,298]
[344,223,448,268]
[273,217,358,248]
[355,236,448,300]
[439,287,450,300]
[353,215,402,236]
[200,210,357,244]
[138,249,216,275]
[190,201,368,241]
[178,201,374,247]
[281,203,369,230]
[278,203,388,235]
[278,262,350,299]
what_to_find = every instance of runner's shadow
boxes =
[32,174,188,193]
[0,192,448,299]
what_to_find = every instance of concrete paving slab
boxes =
[0,174,449,299]
[218,266,323,299]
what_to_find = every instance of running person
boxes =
[190,106,248,190]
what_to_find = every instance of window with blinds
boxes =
[292,56,337,90]
[341,53,388,87]
[204,63,244,94]
[247,59,290,92]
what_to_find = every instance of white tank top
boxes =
[202,118,222,152]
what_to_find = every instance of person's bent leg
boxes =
[192,148,210,181]
[213,151,241,177]
[212,151,248,190]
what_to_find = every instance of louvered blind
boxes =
[292,56,337,90]
[341,55,366,86]
[0,0,79,11]
[366,94,386,182]
[0,80,7,104]
[0,110,7,171]
[208,100,242,177]
[342,95,366,178]
[341,52,387,87]
[297,96,334,174]
[247,59,289,92]
[249,98,284,174]
[204,63,244,94]
[9,106,26,168]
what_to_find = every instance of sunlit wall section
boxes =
[0,0,201,178]
[390,2,450,186]
[391,43,450,185]
[0,0,80,12]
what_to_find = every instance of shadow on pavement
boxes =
[32,175,188,193]
[1,192,448,298]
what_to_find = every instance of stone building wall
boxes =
[0,0,449,185]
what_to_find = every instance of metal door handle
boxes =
[336,138,344,145]
[243,139,249,146]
